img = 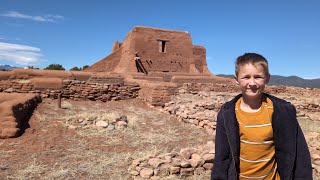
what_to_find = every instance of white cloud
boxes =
[0,42,45,65]
[1,11,64,22]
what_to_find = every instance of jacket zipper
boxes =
[223,112,238,179]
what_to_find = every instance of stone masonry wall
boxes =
[135,80,177,107]
[0,79,140,102]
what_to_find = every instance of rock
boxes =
[180,160,191,168]
[4,88,14,93]
[139,168,154,179]
[194,167,205,175]
[129,170,139,176]
[95,120,108,128]
[156,163,171,176]
[312,154,320,161]
[148,158,164,168]
[203,163,213,170]
[180,167,194,176]
[314,164,320,173]
[190,154,204,168]
[205,126,214,135]
[67,125,77,130]
[170,166,180,174]
[202,153,214,163]
[106,124,115,130]
[314,160,320,166]
[199,121,205,127]
[171,158,181,167]
[180,148,197,160]
[132,159,141,166]
[162,156,172,163]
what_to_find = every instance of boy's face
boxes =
[235,63,270,99]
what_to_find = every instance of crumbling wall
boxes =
[133,80,177,107]
[0,93,41,138]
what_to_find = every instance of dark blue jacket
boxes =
[211,93,312,180]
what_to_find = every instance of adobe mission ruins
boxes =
[0,26,233,139]
[86,26,211,75]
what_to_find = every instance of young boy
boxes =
[211,53,312,180]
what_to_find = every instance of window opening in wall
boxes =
[159,40,166,53]
[157,39,169,53]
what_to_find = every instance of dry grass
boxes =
[7,159,47,180]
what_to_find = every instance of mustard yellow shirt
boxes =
[236,96,280,180]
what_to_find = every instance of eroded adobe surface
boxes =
[0,93,41,138]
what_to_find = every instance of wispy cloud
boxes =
[0,42,45,65]
[1,11,64,22]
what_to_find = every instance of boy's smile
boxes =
[235,63,270,99]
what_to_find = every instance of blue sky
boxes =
[0,0,319,79]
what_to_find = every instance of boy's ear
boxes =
[234,75,239,84]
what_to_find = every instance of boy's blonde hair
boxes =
[235,53,270,76]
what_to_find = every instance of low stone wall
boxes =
[60,80,140,101]
[179,83,239,93]
[0,93,41,138]
[0,79,140,102]
[0,69,140,102]
[162,91,235,135]
[128,141,214,179]
[171,75,233,86]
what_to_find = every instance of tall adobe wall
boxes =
[85,26,209,75]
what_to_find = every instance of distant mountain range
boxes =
[0,64,21,71]
[217,74,320,88]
